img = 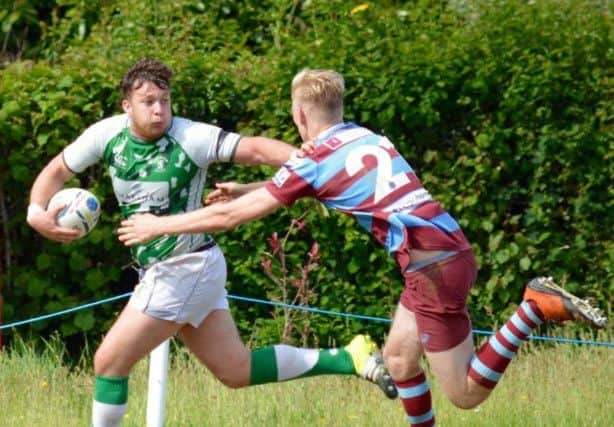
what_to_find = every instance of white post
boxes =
[146,339,170,427]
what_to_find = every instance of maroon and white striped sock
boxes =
[468,300,544,389]
[395,371,435,426]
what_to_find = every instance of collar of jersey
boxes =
[314,122,358,146]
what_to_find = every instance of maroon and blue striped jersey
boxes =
[266,122,471,273]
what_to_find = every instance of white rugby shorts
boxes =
[128,245,229,327]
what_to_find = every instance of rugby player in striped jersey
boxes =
[119,69,606,427]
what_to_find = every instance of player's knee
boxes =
[448,394,480,410]
[441,384,485,410]
[93,347,112,376]
[383,345,421,380]
[218,375,249,389]
[209,350,251,388]
[94,345,133,376]
[215,369,250,389]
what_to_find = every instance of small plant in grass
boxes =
[260,214,320,346]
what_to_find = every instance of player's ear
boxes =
[299,107,308,128]
[121,98,131,114]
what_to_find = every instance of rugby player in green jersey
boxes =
[27,59,396,427]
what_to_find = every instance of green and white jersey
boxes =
[63,114,241,267]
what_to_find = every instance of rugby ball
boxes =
[47,188,101,238]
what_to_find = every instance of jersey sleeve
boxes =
[171,117,241,167]
[63,115,128,173]
[265,156,318,205]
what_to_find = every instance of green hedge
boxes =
[0,0,611,350]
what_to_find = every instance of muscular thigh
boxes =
[178,309,250,386]
[95,304,181,376]
[383,304,424,379]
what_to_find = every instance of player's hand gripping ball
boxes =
[47,188,101,238]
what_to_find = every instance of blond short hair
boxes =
[291,69,344,121]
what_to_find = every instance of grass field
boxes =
[0,336,612,426]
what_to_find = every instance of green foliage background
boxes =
[0,0,612,350]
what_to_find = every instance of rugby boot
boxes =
[523,277,606,328]
[345,334,398,399]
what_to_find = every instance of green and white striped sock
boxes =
[92,376,128,427]
[250,345,355,385]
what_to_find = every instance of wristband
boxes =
[27,203,45,220]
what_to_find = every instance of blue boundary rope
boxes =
[1,292,612,347]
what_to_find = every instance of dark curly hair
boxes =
[120,58,173,98]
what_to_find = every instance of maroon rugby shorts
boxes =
[400,250,477,352]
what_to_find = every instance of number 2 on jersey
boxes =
[345,138,410,203]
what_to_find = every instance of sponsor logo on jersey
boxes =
[272,167,291,187]
[112,176,170,211]
[384,188,432,213]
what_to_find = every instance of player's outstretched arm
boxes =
[204,181,268,205]
[233,136,295,166]
[27,154,81,243]
[231,136,315,167]
[118,187,283,246]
